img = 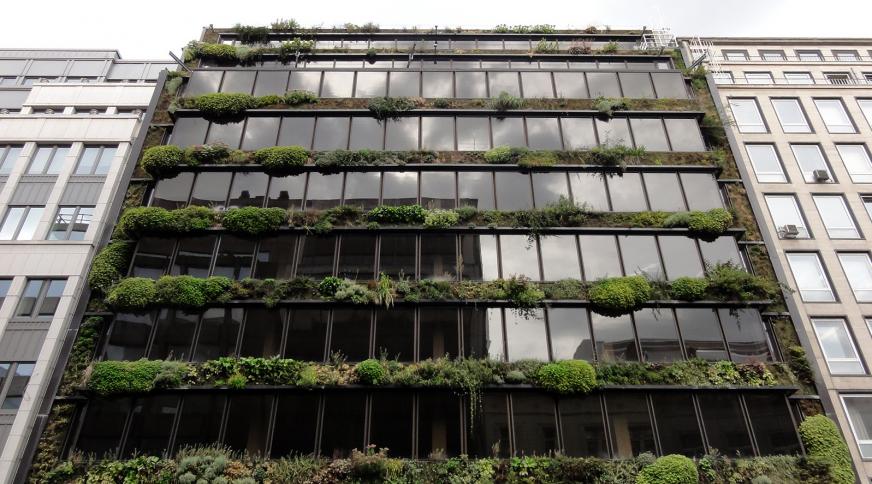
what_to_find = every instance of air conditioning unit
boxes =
[813,169,831,181]
[782,224,800,238]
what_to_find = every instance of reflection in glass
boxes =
[420,308,459,360]
[194,307,242,361]
[606,393,655,457]
[569,172,609,211]
[151,173,193,209]
[254,235,296,279]
[470,393,510,457]
[745,394,802,455]
[149,309,197,360]
[277,117,315,148]
[418,392,462,458]
[560,396,608,457]
[595,118,632,147]
[634,309,682,362]
[228,172,268,208]
[382,171,418,206]
[205,121,243,148]
[239,307,285,357]
[659,236,703,279]
[321,71,354,97]
[698,393,753,455]
[330,309,371,361]
[512,394,558,455]
[456,72,487,98]
[123,395,178,457]
[104,313,152,360]
[285,309,328,361]
[630,118,668,151]
[305,172,343,209]
[421,117,455,150]
[370,393,413,456]
[463,307,503,359]
[592,313,638,361]
[619,235,663,279]
[539,235,581,280]
[460,234,499,281]
[268,174,305,210]
[241,117,280,150]
[190,172,231,209]
[500,234,540,280]
[643,173,685,211]
[271,395,319,456]
[457,117,491,151]
[719,309,772,362]
[421,234,457,280]
[313,117,349,150]
[343,172,381,209]
[386,117,419,150]
[676,308,728,360]
[354,71,387,98]
[420,172,456,209]
[521,72,554,98]
[374,308,415,361]
[380,233,416,278]
[130,237,174,278]
[458,171,494,209]
[651,393,704,455]
[171,236,217,277]
[348,117,384,149]
[492,117,525,147]
[505,309,549,361]
[296,235,336,278]
[561,118,597,149]
[337,234,376,280]
[579,235,621,280]
[212,235,256,280]
[532,172,569,207]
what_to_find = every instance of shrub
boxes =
[663,208,733,238]
[670,277,709,301]
[140,145,185,178]
[368,97,417,121]
[798,415,854,484]
[280,37,315,54]
[184,143,230,164]
[87,360,165,395]
[705,262,778,301]
[601,41,619,53]
[636,455,698,484]
[318,276,344,297]
[186,42,238,62]
[433,98,451,108]
[106,277,156,310]
[89,241,133,292]
[154,275,232,309]
[356,359,386,384]
[593,97,628,117]
[116,206,216,237]
[518,150,558,167]
[424,209,459,229]
[187,93,257,119]
[367,204,426,224]
[588,275,652,316]
[253,146,309,174]
[788,345,815,385]
[222,207,287,235]
[534,38,558,53]
[488,91,524,111]
[284,90,318,105]
[484,146,528,164]
[588,145,646,168]
[499,276,546,312]
[535,360,596,394]
[233,24,271,44]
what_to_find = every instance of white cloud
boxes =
[1,0,870,59]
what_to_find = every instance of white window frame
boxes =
[746,144,786,183]
[812,318,864,375]
[0,206,45,241]
[744,72,774,85]
[786,252,835,302]
[858,99,872,130]
[765,195,809,238]
[784,72,813,85]
[862,196,872,222]
[838,253,872,302]
[836,144,872,183]
[791,144,833,183]
[712,72,734,85]
[813,196,860,239]
[729,98,767,133]
[771,99,811,133]
[840,394,872,458]
[814,99,856,133]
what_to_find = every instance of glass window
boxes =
[644,173,686,211]
[380,233,416,278]
[47,206,92,240]
[619,73,655,98]
[418,392,462,458]
[149,309,197,360]
[791,144,833,183]
[814,196,859,238]
[680,173,722,210]
[388,72,420,97]
[548,308,592,360]
[745,394,802,455]
[664,118,705,151]
[554,72,588,98]
[835,50,860,61]
[842,395,872,458]
[173,395,225,452]
[228,172,268,208]
[151,173,193,209]
[839,253,872,302]
[0,206,43,241]
[330,309,371,362]
[348,117,384,149]
[277,117,315,148]
[104,313,152,360]
[560,396,607,457]
[495,172,533,210]
[253,70,289,96]
[284,309,328,362]
[419,308,459,360]
[608,173,647,211]
[718,309,772,362]
[220,70,255,94]
[27,145,69,174]
[521,72,554,98]
[592,313,637,362]
[369,393,413,457]
[659,236,703,279]
[491,117,526,148]
[858,99,872,129]
[836,144,872,183]
[75,146,116,175]
[205,120,243,148]
[651,72,687,99]
[213,235,255,280]
[596,118,632,147]
[724,50,749,61]
[782,72,812,84]
[512,394,558,455]
[337,234,376,280]
[460,234,499,281]
[385,117,419,150]
[458,171,494,209]
[676,308,728,360]
[241,117,280,150]
[765,195,809,238]
[786,253,835,302]
[239,307,285,357]
[526,118,562,150]
[354,71,386,98]
[532,173,569,208]
[745,72,773,85]
[296,235,336,278]
[0,145,22,175]
[185,70,223,96]
[130,237,174,278]
[313,117,350,150]
[634,308,681,362]
[75,398,130,456]
[457,117,491,151]
[382,171,418,205]
[224,395,270,455]
[171,235,216,278]
[814,99,855,133]
[698,393,753,455]
[305,172,343,209]
[420,172,455,209]
[746,145,787,183]
[421,117,455,151]
[569,172,609,211]
[771,99,811,133]
[255,235,296,279]
[539,235,581,280]
[374,308,415,361]
[712,72,734,84]
[267,175,305,210]
[456,72,487,98]
[343,172,381,209]
[606,393,655,457]
[422,72,453,98]
[320,71,354,97]
[421,234,457,280]
[630,119,668,151]
[561,118,597,150]
[190,172,231,209]
[812,318,864,374]
[488,72,520,97]
[700,237,743,267]
[499,234,540,280]
[193,307,242,361]
[729,99,766,133]
[469,393,510,457]
[619,235,663,279]
[651,393,704,455]
[505,309,549,361]
[760,50,786,61]
[462,307,504,359]
[271,394,319,456]
[579,235,621,280]
[587,72,621,98]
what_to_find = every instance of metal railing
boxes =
[714,54,872,63]
[715,76,872,87]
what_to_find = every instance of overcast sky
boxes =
[2,0,871,59]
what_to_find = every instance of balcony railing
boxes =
[714,75,872,87]
[714,54,872,63]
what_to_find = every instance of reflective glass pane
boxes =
[190,172,231,209]
[619,235,663,279]
[369,393,413,457]
[745,394,802,455]
[560,396,607,457]
[680,173,722,210]
[239,307,285,357]
[321,71,354,97]
[255,235,296,279]
[458,171,494,209]
[305,172,343,209]
[512,394,558,455]
[267,175,305,209]
[131,237,174,278]
[420,308,459,360]
[491,117,525,147]
[630,118,668,151]
[460,234,499,281]
[104,313,152,360]
[579,235,621,280]
[220,70,255,94]
[549,308,593,360]
[651,72,687,99]
[592,313,638,362]
[587,72,621,97]
[75,398,130,457]
[505,309,549,361]
[348,117,384,149]
[289,72,322,95]
[526,117,562,149]
[500,234,540,280]
[456,72,487,98]
[521,72,554,98]
[462,307,503,359]
[651,393,704,455]
[495,172,532,210]
[241,117,280,150]
[385,117,419,150]
[277,117,315,148]
[676,308,727,360]
[330,309,371,361]
[337,234,376,280]
[561,118,597,150]
[380,233,416,278]
[171,236,217,277]
[457,117,491,151]
[421,117,455,151]
[643,173,685,211]
[488,72,520,96]
[185,70,223,96]
[596,118,632,147]
[123,396,178,457]
[296,235,336,278]
[664,118,705,151]
[660,236,703,279]
[173,395,224,452]
[719,309,772,362]
[469,393,510,457]
[170,118,209,146]
[224,395,270,455]
[193,307,242,361]
[285,309,328,361]
[539,235,581,280]
[554,72,588,98]
[420,172,455,209]
[619,73,654,98]
[634,308,681,362]
[389,72,421,97]
[205,121,243,148]
[313,117,349,150]
[698,393,753,455]
[228,172,268,208]
[374,308,415,361]
[271,394,319,456]
[418,392,462,458]
[606,393,655,457]
[253,71,289,96]
[212,235,255,280]
[382,171,418,205]
[343,172,381,209]
[422,72,453,98]
[569,172,609,211]
[421,234,457,280]
[149,309,197,360]
[354,71,386,98]
[608,173,647,211]
[532,172,569,207]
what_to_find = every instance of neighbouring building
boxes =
[681,36,872,480]
[18,26,843,483]
[0,50,173,481]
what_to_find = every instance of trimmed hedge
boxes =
[636,455,698,484]
[798,415,854,484]
[105,277,156,311]
[115,206,216,238]
[367,97,417,121]
[355,359,386,384]
[669,277,709,301]
[367,204,427,224]
[140,145,185,178]
[221,207,287,235]
[185,92,258,119]
[588,275,652,316]
[253,146,309,175]
[87,359,187,396]
[663,208,734,239]
[153,276,233,308]
[88,241,133,292]
[535,360,596,394]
